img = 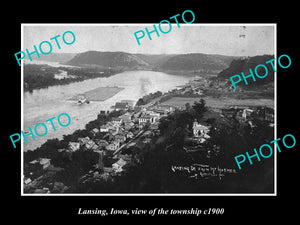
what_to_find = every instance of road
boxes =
[112,129,146,156]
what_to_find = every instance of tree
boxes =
[136,98,145,106]
[192,99,206,119]
[185,102,191,112]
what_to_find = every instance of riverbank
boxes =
[24,63,122,92]
[160,96,274,109]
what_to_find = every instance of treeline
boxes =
[135,91,163,106]
[136,89,203,107]
[24,64,83,91]
[24,64,121,91]
[58,66,121,78]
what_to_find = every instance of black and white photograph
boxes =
[21,24,276,195]
[4,3,299,221]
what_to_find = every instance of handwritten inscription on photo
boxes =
[171,164,237,180]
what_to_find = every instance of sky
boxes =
[22,24,275,56]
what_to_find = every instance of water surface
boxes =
[24,70,195,151]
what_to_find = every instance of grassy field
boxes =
[69,86,125,101]
[160,96,274,109]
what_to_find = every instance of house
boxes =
[146,112,160,122]
[193,120,210,138]
[138,115,158,125]
[242,108,254,119]
[97,139,109,149]
[264,107,274,123]
[119,112,133,123]
[236,108,254,121]
[68,142,80,152]
[221,107,237,118]
[108,125,119,134]
[40,158,51,169]
[124,123,133,131]
[78,137,98,150]
[111,117,123,125]
[106,141,120,151]
[112,158,127,173]
[114,102,130,111]
[24,178,32,185]
[126,131,134,139]
[100,125,109,133]
[30,158,51,170]
[114,133,126,144]
[91,128,99,135]
[121,100,134,108]
[139,116,150,125]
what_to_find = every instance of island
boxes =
[68,86,125,102]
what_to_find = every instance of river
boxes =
[23,70,196,151]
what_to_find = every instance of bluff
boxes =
[157,53,238,72]
[66,51,149,69]
[65,51,238,74]
[34,53,77,63]
[218,54,275,88]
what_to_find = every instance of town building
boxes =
[112,158,127,173]
[126,131,134,139]
[114,102,130,111]
[39,158,51,169]
[138,114,159,125]
[114,133,127,144]
[97,139,109,149]
[236,108,254,122]
[91,128,99,136]
[221,107,237,118]
[68,142,80,152]
[106,141,120,151]
[121,100,134,108]
[78,137,98,150]
[111,117,123,126]
[193,120,210,139]
[29,158,51,170]
[264,107,274,123]
[24,178,32,185]
[100,125,109,133]
[119,112,134,123]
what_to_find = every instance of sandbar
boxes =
[69,86,125,101]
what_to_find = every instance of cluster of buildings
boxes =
[23,98,179,192]
[75,103,181,184]
[24,76,273,193]
[24,158,66,193]
[221,105,274,126]
[192,120,211,143]
[169,79,207,96]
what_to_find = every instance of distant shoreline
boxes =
[68,86,125,102]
